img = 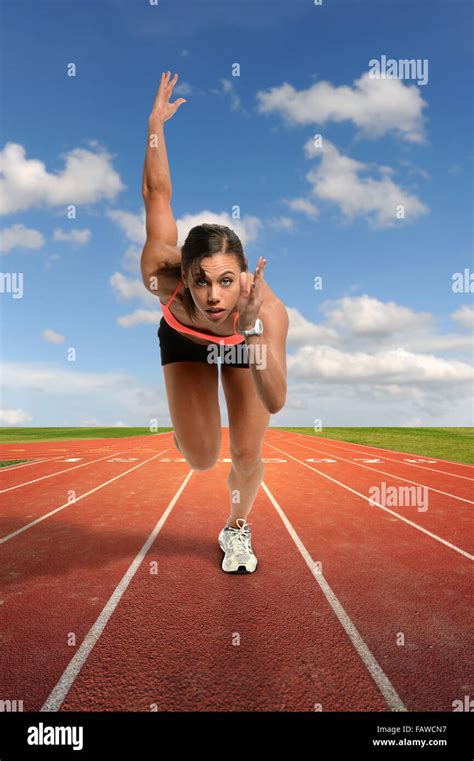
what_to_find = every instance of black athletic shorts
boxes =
[157,316,250,368]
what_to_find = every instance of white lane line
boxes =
[270,431,474,472]
[0,449,172,544]
[261,480,407,712]
[40,468,194,711]
[278,436,474,481]
[0,457,64,472]
[266,442,474,561]
[0,431,173,464]
[288,440,473,505]
[0,448,145,493]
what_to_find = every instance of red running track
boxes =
[0,430,472,712]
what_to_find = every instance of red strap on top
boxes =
[160,281,245,346]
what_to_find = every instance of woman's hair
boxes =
[176,223,248,321]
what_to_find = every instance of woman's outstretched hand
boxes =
[237,256,267,332]
[149,71,187,125]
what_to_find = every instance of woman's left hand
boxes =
[237,256,267,331]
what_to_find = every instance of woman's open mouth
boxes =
[206,308,226,320]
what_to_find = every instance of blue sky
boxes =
[0,0,473,427]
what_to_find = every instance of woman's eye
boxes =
[195,278,233,286]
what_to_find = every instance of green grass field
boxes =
[274,427,474,464]
[0,427,472,465]
[0,427,160,443]
[0,428,169,469]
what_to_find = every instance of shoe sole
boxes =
[218,537,257,573]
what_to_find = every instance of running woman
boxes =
[141,71,289,573]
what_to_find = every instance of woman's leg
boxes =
[163,361,222,470]
[220,364,271,527]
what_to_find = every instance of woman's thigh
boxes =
[220,365,271,470]
[163,361,222,469]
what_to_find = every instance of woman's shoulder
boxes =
[258,279,288,337]
[259,276,284,312]
[157,267,183,305]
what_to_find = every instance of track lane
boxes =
[285,439,474,502]
[261,438,473,711]
[1,430,471,714]
[271,431,473,478]
[52,453,395,712]
[260,444,473,553]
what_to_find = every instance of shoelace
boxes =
[226,519,252,557]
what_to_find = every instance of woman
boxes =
[141,71,289,574]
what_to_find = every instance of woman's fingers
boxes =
[159,72,178,104]
[152,72,181,115]
[152,74,165,109]
[239,271,249,296]
[166,73,178,95]
[252,256,266,295]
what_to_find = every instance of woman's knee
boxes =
[230,447,263,475]
[186,449,220,471]
[180,438,221,471]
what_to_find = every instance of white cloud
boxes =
[287,306,339,347]
[122,245,142,272]
[221,79,240,110]
[303,138,429,229]
[0,224,45,253]
[52,228,91,244]
[267,216,294,230]
[0,408,33,425]
[174,79,192,93]
[256,71,427,143]
[80,416,100,426]
[117,309,162,328]
[288,294,474,355]
[106,209,145,244]
[177,211,262,249]
[110,272,158,306]
[0,361,168,421]
[107,207,262,250]
[44,254,61,271]
[215,78,241,111]
[451,305,474,330]
[2,362,131,394]
[287,344,473,385]
[79,416,128,427]
[397,159,431,181]
[283,197,318,219]
[282,295,474,423]
[407,333,474,353]
[0,142,125,215]
[321,294,432,336]
[42,329,65,344]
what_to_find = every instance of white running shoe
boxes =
[218,517,258,573]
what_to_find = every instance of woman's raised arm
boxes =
[141,72,186,291]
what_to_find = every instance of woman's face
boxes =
[183,254,243,322]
